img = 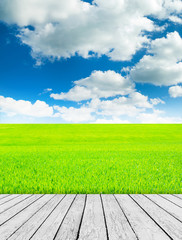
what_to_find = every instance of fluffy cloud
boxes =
[93,118,130,124]
[1,1,182,62]
[0,0,172,62]
[2,0,181,26]
[0,0,88,26]
[169,16,182,24]
[53,105,94,122]
[137,110,182,123]
[0,96,54,117]
[39,88,53,95]
[50,67,166,122]
[51,70,134,101]
[130,32,182,86]
[52,92,166,123]
[89,92,155,117]
[156,0,182,20]
[0,94,173,123]
[150,98,165,105]
[52,91,165,122]
[169,85,182,97]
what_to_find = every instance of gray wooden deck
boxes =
[0,194,181,239]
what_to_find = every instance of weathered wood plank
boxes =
[0,195,10,201]
[131,194,182,240]
[78,194,107,240]
[0,194,181,240]
[0,194,42,225]
[115,194,170,240]
[31,194,75,240]
[0,195,53,240]
[145,194,182,222]
[159,195,182,208]
[0,195,32,214]
[54,194,86,240]
[102,194,137,240]
[173,194,182,200]
[0,195,20,206]
[9,195,64,240]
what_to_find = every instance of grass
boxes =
[0,124,181,194]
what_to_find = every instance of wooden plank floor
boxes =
[0,194,181,240]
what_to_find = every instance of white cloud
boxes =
[0,94,179,123]
[88,92,154,117]
[44,88,52,92]
[150,98,165,105]
[1,0,182,124]
[50,69,165,122]
[0,0,170,62]
[154,0,182,20]
[137,109,182,123]
[0,0,88,26]
[93,118,130,124]
[39,88,53,95]
[169,16,182,24]
[1,1,182,62]
[52,91,163,122]
[52,94,175,123]
[53,105,94,122]
[51,70,134,101]
[169,85,182,97]
[130,32,182,86]
[0,96,54,117]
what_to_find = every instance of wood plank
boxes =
[78,194,107,240]
[101,194,137,240]
[0,195,20,206]
[173,194,182,200]
[31,194,75,240]
[0,195,32,214]
[0,195,10,201]
[0,195,53,240]
[0,194,42,225]
[145,194,182,222]
[9,195,64,240]
[159,194,182,208]
[115,194,170,240]
[131,194,182,240]
[54,194,86,240]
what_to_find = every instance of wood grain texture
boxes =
[31,194,75,240]
[0,194,42,225]
[78,194,107,240]
[0,195,32,214]
[0,194,181,240]
[0,195,20,206]
[159,195,182,208]
[131,194,182,240]
[9,195,63,240]
[0,195,10,201]
[115,194,170,240]
[54,194,86,240]
[145,194,182,221]
[173,194,182,200]
[0,195,52,240]
[101,194,137,240]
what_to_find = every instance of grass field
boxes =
[0,124,181,194]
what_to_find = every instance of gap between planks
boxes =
[0,194,181,240]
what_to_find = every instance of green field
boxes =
[0,124,181,194]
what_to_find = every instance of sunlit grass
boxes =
[0,124,181,193]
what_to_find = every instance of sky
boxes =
[0,0,182,123]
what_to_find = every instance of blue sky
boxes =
[0,0,182,123]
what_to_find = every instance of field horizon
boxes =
[0,124,181,194]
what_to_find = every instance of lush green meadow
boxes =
[0,124,181,194]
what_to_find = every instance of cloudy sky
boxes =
[0,0,182,123]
